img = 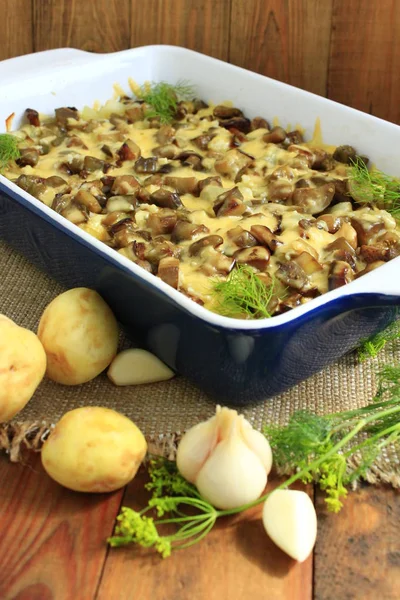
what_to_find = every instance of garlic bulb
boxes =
[176,406,272,510]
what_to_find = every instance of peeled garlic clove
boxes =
[176,416,219,483]
[262,490,317,562]
[195,432,268,510]
[240,417,273,475]
[107,349,175,385]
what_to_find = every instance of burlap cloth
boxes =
[0,239,399,485]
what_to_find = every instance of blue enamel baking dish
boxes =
[0,46,399,405]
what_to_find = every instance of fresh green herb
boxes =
[0,134,20,172]
[265,366,400,512]
[358,317,400,361]
[348,157,400,218]
[108,368,400,556]
[135,81,196,124]
[212,265,278,319]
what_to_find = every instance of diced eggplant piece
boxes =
[219,117,251,134]
[356,260,386,277]
[293,252,322,275]
[227,226,258,249]
[145,240,181,265]
[213,106,243,119]
[60,155,84,175]
[316,214,343,234]
[189,235,224,256]
[285,130,304,145]
[309,148,329,170]
[149,188,182,209]
[25,108,40,127]
[55,107,79,128]
[164,176,199,195]
[147,209,178,235]
[111,220,138,249]
[156,125,176,145]
[158,163,174,174]
[269,165,296,181]
[136,187,151,204]
[276,260,308,290]
[328,260,354,290]
[359,244,392,263]
[171,221,209,242]
[263,126,287,144]
[46,176,68,189]
[66,136,88,149]
[74,189,102,214]
[108,216,135,236]
[214,186,246,217]
[117,139,141,162]
[134,156,158,174]
[250,117,270,131]
[176,151,204,170]
[214,149,252,180]
[192,134,214,150]
[158,257,180,289]
[298,218,316,233]
[250,224,283,252]
[234,246,271,271]
[83,156,105,173]
[333,145,357,164]
[200,252,236,276]
[152,144,178,159]
[326,237,356,255]
[106,196,137,213]
[198,176,222,194]
[61,201,88,225]
[16,148,40,167]
[351,218,386,246]
[144,174,165,187]
[16,174,47,199]
[111,175,140,195]
[125,105,144,122]
[291,183,335,214]
[267,180,294,202]
[101,145,114,158]
[325,237,356,268]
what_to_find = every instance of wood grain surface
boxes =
[0,453,398,599]
[0,0,399,123]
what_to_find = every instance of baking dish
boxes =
[0,45,399,405]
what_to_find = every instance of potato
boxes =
[38,288,118,385]
[41,406,147,492]
[0,315,46,423]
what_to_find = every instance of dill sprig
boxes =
[212,265,277,319]
[348,157,400,218]
[358,316,400,361]
[135,80,196,124]
[0,134,20,172]
[108,368,400,557]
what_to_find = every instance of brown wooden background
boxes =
[1,0,399,124]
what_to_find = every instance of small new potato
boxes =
[41,406,147,492]
[0,315,46,422]
[38,287,118,385]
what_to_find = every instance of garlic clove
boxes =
[176,416,219,484]
[240,417,273,475]
[195,428,268,510]
[262,489,317,562]
[107,348,175,386]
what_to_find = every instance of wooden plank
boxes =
[130,0,231,61]
[229,0,333,96]
[97,473,313,600]
[314,483,400,600]
[328,0,400,123]
[33,0,131,53]
[0,0,33,60]
[0,454,123,600]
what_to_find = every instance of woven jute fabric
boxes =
[0,239,399,484]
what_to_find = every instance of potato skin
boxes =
[0,316,46,423]
[41,407,147,492]
[38,288,118,385]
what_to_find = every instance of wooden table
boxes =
[0,453,399,600]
